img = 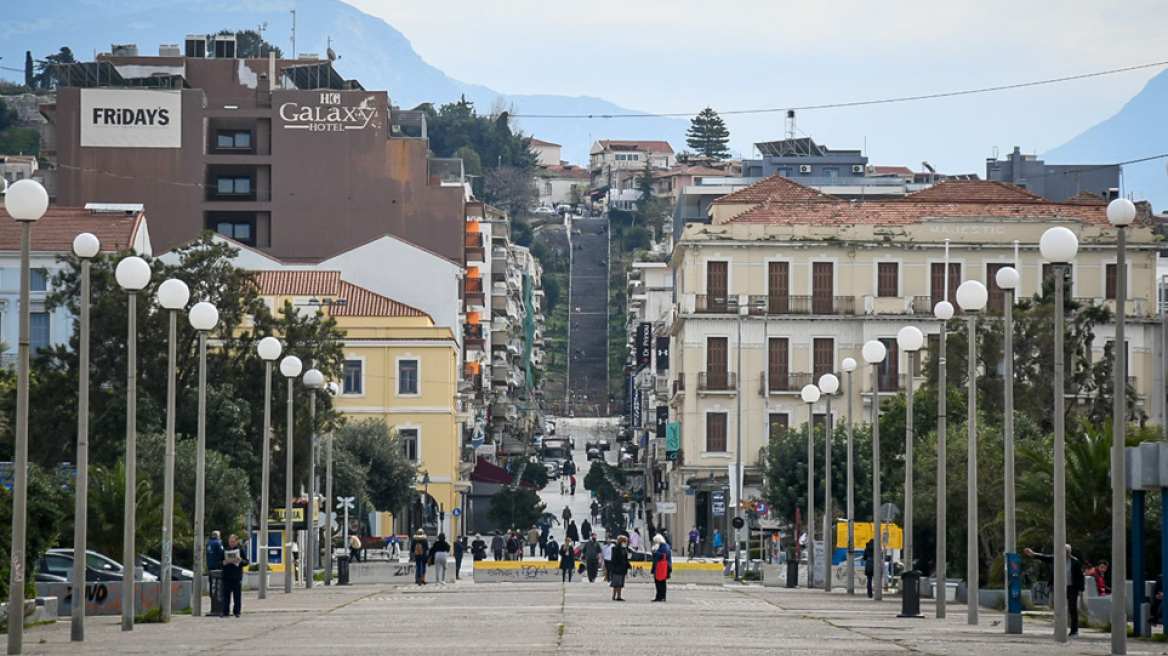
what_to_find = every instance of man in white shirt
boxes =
[602,537,615,582]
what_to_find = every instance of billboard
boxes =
[635,323,652,370]
[80,89,182,148]
[655,336,670,373]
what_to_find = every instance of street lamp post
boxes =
[256,336,283,599]
[801,384,821,589]
[862,340,887,601]
[4,179,47,654]
[1040,226,1079,643]
[188,302,219,618]
[896,325,924,617]
[1108,197,1136,655]
[841,357,858,595]
[995,266,1021,634]
[819,374,839,593]
[934,299,954,618]
[956,280,988,625]
[734,301,747,580]
[281,355,303,593]
[324,382,338,585]
[70,233,99,642]
[156,279,190,622]
[302,369,324,589]
[115,256,151,632]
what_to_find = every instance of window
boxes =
[877,262,899,297]
[216,177,252,195]
[812,262,834,314]
[768,338,789,390]
[216,131,251,149]
[30,269,47,293]
[768,262,789,313]
[30,312,49,354]
[1106,264,1118,300]
[400,428,419,462]
[1042,263,1074,293]
[930,262,961,309]
[543,182,552,195]
[398,359,419,395]
[707,261,728,300]
[706,337,728,389]
[343,359,363,395]
[878,337,899,390]
[986,263,1010,313]
[706,413,728,452]
[813,338,834,379]
[823,167,839,178]
[215,221,252,244]
[768,413,789,435]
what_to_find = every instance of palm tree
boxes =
[86,461,166,563]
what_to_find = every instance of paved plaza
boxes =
[20,578,1159,655]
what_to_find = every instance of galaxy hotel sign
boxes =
[80,89,182,148]
[279,93,378,132]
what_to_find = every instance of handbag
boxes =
[427,554,435,566]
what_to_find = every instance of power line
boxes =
[512,60,1168,120]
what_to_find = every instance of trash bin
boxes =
[208,569,223,615]
[898,571,923,618]
[785,551,799,589]
[337,554,351,586]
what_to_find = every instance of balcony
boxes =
[672,377,686,397]
[765,295,855,316]
[911,296,935,315]
[695,295,736,314]
[465,232,485,262]
[428,158,464,186]
[464,277,485,306]
[876,373,907,391]
[698,371,737,392]
[761,371,814,394]
[464,323,485,349]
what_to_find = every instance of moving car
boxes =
[586,446,602,460]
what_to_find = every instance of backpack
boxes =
[414,542,424,556]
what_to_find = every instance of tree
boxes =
[484,166,537,217]
[0,465,72,598]
[0,98,16,133]
[685,107,731,161]
[421,97,538,200]
[487,486,545,531]
[761,422,874,530]
[85,461,165,564]
[32,47,75,90]
[508,458,548,491]
[334,419,417,513]
[23,51,34,89]
[217,29,282,58]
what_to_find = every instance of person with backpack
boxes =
[410,530,429,586]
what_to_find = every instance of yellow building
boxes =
[255,270,466,537]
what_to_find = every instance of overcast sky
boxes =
[347,0,1167,174]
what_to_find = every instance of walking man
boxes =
[582,534,603,583]
[528,525,541,557]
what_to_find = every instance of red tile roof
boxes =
[871,166,911,176]
[530,138,561,147]
[539,164,591,180]
[902,179,1046,203]
[254,271,430,318]
[711,174,839,205]
[1064,191,1107,204]
[0,206,144,253]
[597,140,675,154]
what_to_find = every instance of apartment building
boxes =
[589,140,675,210]
[41,37,467,263]
[660,175,1162,539]
[254,270,465,537]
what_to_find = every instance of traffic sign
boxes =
[452,508,462,517]
[754,502,769,516]
[732,517,745,529]
[337,496,355,509]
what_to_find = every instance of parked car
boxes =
[37,551,127,583]
[137,554,194,581]
[46,548,158,582]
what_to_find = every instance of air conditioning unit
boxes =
[799,165,812,174]
[852,165,865,174]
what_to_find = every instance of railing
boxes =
[911,296,935,315]
[765,295,855,316]
[746,295,769,316]
[877,373,906,391]
[464,233,485,260]
[695,295,736,314]
[762,371,814,394]
[464,277,485,304]
[698,371,737,391]
[428,158,464,186]
[464,323,485,346]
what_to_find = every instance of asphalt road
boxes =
[566,216,611,416]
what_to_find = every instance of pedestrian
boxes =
[566,520,580,543]
[528,525,541,557]
[712,529,723,557]
[384,533,399,560]
[1152,575,1164,625]
[546,536,560,561]
[430,532,450,586]
[590,500,600,523]
[570,475,577,495]
[581,519,592,544]
[1024,545,1085,636]
[539,524,549,556]
[688,526,700,558]
[602,536,614,582]
[471,533,487,562]
[410,529,429,586]
[491,530,505,561]
[582,534,603,582]
[220,534,247,617]
[206,530,224,571]
[610,535,630,601]
[453,536,466,579]
[1085,559,1110,596]
[627,504,636,529]
[349,533,363,563]
[560,538,576,582]
[651,533,672,602]
[863,539,875,598]
[562,505,572,524]
[630,528,641,552]
[560,478,567,495]
[506,531,520,561]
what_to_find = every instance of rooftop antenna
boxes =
[290,9,297,59]
[786,109,796,141]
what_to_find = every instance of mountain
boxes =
[1044,67,1168,211]
[1,0,687,165]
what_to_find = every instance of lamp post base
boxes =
[1005,612,1023,634]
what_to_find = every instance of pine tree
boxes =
[685,107,731,161]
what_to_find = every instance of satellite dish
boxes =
[327,47,338,62]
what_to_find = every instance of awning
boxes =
[469,457,535,489]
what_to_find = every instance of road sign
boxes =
[337,496,355,509]
[452,508,462,517]
[754,502,769,516]
[655,502,677,515]
[732,517,745,529]
[712,491,726,517]
[879,502,899,522]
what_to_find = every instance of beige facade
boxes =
[657,176,1162,539]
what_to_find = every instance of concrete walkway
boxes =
[20,578,1157,655]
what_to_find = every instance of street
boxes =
[566,216,611,416]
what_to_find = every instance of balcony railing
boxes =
[698,371,737,392]
[765,295,855,316]
[695,295,736,314]
[911,296,935,315]
[876,373,906,391]
[761,371,814,394]
[464,277,485,304]
[464,323,485,347]
[465,233,485,261]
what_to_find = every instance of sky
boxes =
[346,0,1168,176]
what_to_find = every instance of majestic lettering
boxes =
[928,224,1007,236]
[279,102,378,131]
[90,107,171,126]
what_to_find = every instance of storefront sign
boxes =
[635,323,652,370]
[80,89,182,148]
[655,336,670,373]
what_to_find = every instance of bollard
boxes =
[208,569,223,616]
[337,554,351,586]
[786,551,799,589]
[898,571,924,618]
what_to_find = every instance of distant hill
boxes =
[1,0,687,165]
[1045,67,1168,211]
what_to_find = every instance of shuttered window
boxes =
[877,262,899,297]
[706,413,728,452]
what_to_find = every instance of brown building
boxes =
[41,40,467,264]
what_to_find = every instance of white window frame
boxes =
[342,355,366,397]
[399,425,421,463]
[396,355,421,397]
